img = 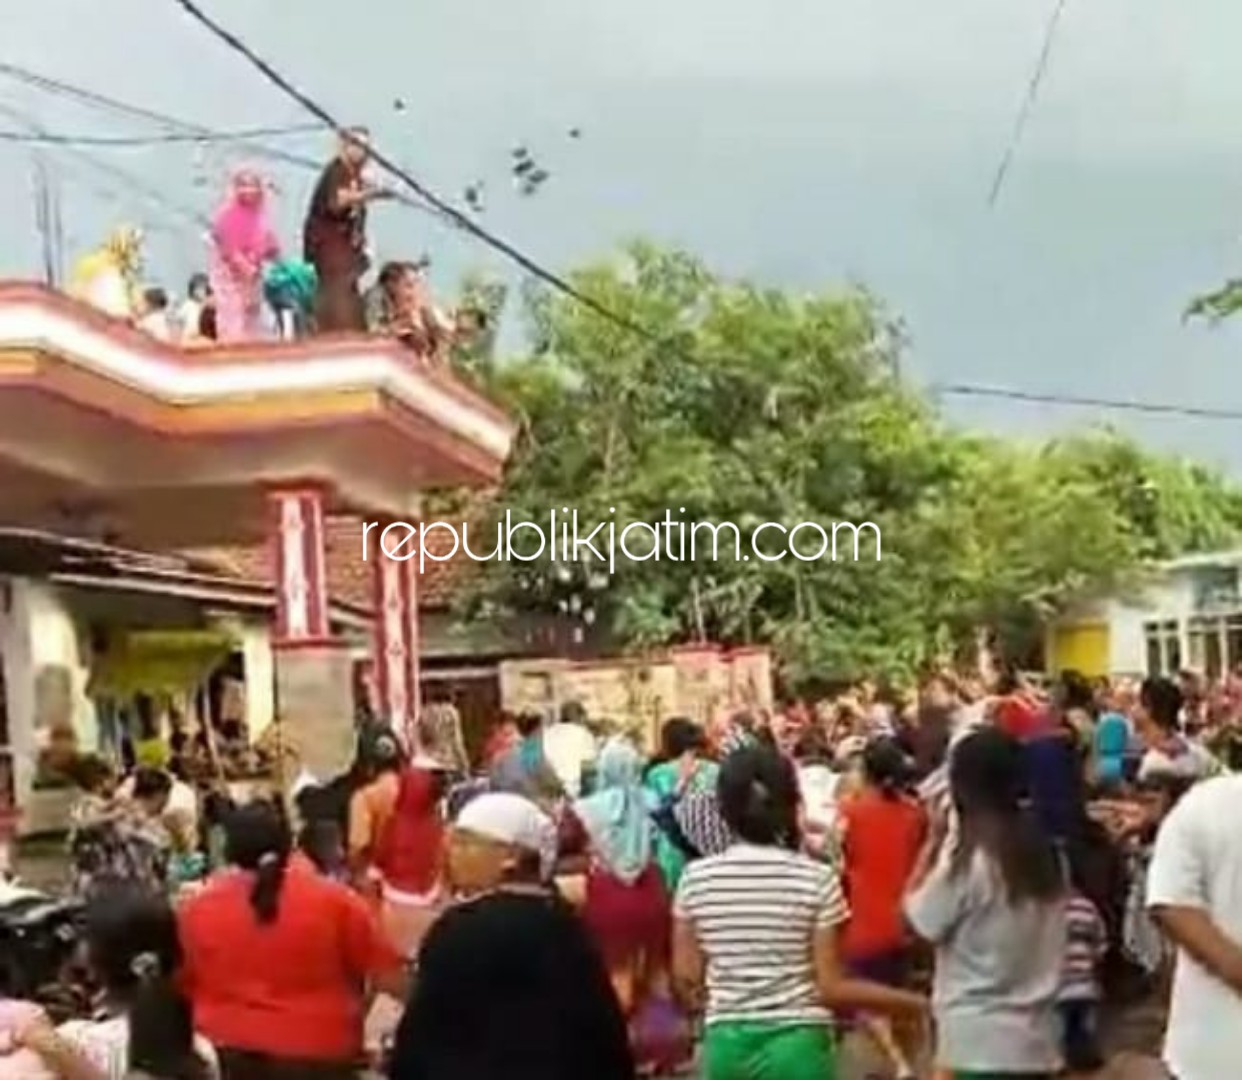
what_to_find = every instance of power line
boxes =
[987,0,1071,208]
[166,0,656,339]
[0,61,457,226]
[0,122,324,147]
[0,100,209,230]
[933,382,1242,421]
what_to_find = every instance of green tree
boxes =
[454,244,1242,685]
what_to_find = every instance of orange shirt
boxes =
[179,854,402,1061]
[839,791,927,959]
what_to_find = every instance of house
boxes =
[1047,549,1242,679]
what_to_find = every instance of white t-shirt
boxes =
[541,722,597,797]
[59,1016,219,1079]
[1139,739,1222,785]
[1146,773,1242,1080]
[674,843,848,1025]
[797,764,841,830]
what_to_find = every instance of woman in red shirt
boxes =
[838,738,927,1080]
[179,799,405,1078]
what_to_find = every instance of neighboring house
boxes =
[1048,550,1242,679]
[0,528,371,831]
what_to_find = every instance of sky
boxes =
[5,0,1242,470]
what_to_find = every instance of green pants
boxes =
[704,1022,836,1080]
[953,1073,1054,1080]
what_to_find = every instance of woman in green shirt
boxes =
[644,718,718,892]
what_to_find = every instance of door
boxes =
[1050,623,1110,679]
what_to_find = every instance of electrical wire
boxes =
[987,0,1071,208]
[0,122,324,147]
[166,0,657,338]
[932,382,1242,421]
[0,60,458,226]
[0,100,209,230]
[10,13,1236,423]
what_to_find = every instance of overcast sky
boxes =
[6,0,1242,470]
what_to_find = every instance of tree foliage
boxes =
[449,243,1242,685]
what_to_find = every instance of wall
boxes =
[0,579,279,820]
[0,577,97,815]
[1106,572,1195,675]
[498,646,775,750]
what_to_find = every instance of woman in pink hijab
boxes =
[208,169,280,342]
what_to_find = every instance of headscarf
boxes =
[104,225,143,273]
[212,169,274,261]
[70,226,144,318]
[572,738,651,885]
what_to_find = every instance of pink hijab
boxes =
[211,169,276,260]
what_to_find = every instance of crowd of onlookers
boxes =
[1,663,1240,1078]
[66,128,485,362]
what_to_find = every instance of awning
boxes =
[88,629,236,698]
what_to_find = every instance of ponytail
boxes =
[223,799,293,925]
[251,850,288,924]
[127,952,209,1080]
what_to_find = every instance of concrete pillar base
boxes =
[273,642,356,782]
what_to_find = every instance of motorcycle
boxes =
[0,881,87,1020]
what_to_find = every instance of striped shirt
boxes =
[674,843,849,1025]
[1060,893,1106,1002]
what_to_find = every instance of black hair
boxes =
[1140,676,1183,734]
[792,726,833,766]
[717,746,801,850]
[67,753,115,794]
[132,767,173,803]
[84,885,208,1079]
[659,717,705,760]
[186,272,210,299]
[378,261,407,291]
[1057,670,1095,716]
[949,728,1064,904]
[515,711,544,739]
[143,286,169,311]
[861,737,911,800]
[224,800,293,925]
[560,700,589,727]
[297,818,345,877]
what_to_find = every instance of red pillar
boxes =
[268,486,331,645]
[370,522,421,744]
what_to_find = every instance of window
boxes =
[1193,565,1241,611]
[1144,619,1182,676]
[1229,618,1242,673]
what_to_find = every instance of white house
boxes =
[1048,549,1242,679]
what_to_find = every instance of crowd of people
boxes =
[0,664,1240,1079]
[65,128,482,360]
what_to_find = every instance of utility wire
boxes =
[167,0,657,338]
[987,0,1070,208]
[0,122,324,147]
[0,60,456,226]
[11,15,1234,423]
[0,100,209,230]
[932,382,1242,421]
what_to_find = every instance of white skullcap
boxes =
[455,792,557,877]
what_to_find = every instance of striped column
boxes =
[268,486,331,646]
[370,523,421,742]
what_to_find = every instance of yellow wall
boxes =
[1049,622,1110,678]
